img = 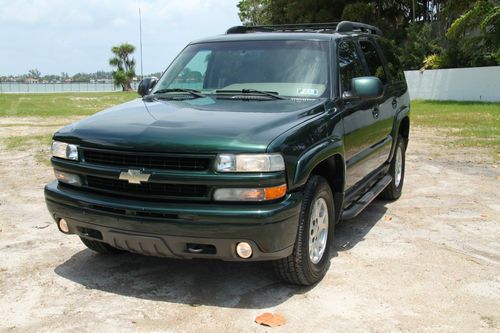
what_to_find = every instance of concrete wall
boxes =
[404,66,500,102]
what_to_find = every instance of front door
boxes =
[340,38,393,191]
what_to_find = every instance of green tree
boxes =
[72,73,91,82]
[342,2,377,24]
[400,23,443,70]
[28,69,41,79]
[445,0,499,66]
[284,0,343,23]
[236,0,499,69]
[237,0,272,25]
[109,43,136,91]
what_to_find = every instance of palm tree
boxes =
[109,43,136,91]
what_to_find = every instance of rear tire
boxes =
[379,134,406,200]
[274,175,334,286]
[80,237,124,254]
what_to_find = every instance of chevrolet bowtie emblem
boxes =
[119,169,151,184]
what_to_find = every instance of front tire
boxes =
[274,175,334,286]
[379,134,406,200]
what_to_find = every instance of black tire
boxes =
[379,134,406,200]
[80,237,124,254]
[274,175,335,286]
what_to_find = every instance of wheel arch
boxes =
[399,115,410,144]
[309,155,344,223]
[388,107,411,160]
[293,141,345,223]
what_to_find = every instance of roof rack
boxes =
[226,21,382,36]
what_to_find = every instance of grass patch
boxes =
[0,92,137,117]
[1,95,498,160]
[411,100,500,156]
[3,134,52,150]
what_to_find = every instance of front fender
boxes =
[293,137,344,191]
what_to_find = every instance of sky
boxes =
[0,0,241,76]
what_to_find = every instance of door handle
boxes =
[372,108,380,119]
[392,99,398,109]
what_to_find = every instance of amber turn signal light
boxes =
[213,184,287,201]
[264,184,287,200]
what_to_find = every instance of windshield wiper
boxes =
[216,89,287,100]
[153,88,207,98]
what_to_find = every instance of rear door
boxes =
[376,37,409,124]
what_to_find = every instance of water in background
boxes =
[0,82,139,93]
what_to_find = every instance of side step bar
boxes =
[341,175,392,220]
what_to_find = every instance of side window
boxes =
[377,38,405,83]
[359,40,387,84]
[338,41,364,94]
[171,50,211,90]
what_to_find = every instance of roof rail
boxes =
[336,21,382,36]
[226,22,339,34]
[226,21,382,36]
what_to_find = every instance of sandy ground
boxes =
[0,118,499,333]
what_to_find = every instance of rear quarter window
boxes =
[377,38,406,83]
[359,40,388,84]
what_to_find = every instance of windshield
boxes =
[153,40,330,98]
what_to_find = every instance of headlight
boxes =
[52,141,78,160]
[215,153,285,172]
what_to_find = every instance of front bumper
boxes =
[45,181,302,261]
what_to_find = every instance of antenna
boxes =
[139,8,144,80]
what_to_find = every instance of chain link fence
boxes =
[0,82,139,93]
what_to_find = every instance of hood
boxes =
[54,97,325,153]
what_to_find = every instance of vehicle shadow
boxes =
[334,200,388,253]
[54,201,388,309]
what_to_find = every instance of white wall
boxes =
[404,66,500,102]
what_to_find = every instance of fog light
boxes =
[54,170,82,186]
[236,242,252,259]
[58,218,69,233]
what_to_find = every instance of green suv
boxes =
[45,21,410,285]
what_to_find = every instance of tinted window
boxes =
[377,38,405,83]
[338,41,364,94]
[359,40,387,84]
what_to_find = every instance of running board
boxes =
[341,175,392,220]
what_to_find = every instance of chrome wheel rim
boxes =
[308,197,329,264]
[394,145,403,188]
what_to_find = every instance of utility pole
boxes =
[139,8,144,80]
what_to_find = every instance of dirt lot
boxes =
[0,118,499,333]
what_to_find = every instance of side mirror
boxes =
[138,77,158,96]
[343,76,383,100]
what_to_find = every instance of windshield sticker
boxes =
[297,88,319,96]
